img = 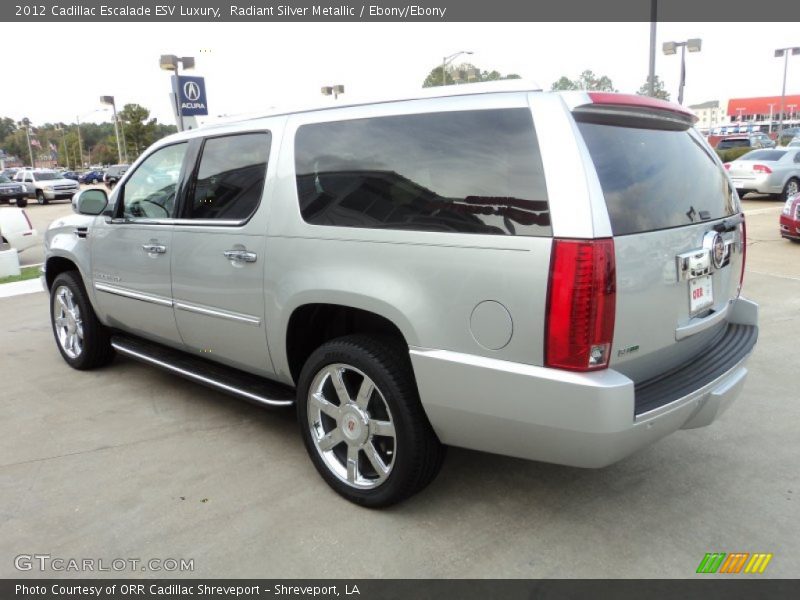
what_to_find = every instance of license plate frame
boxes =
[689,274,713,315]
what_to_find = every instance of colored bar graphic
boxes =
[744,553,773,574]
[697,553,726,574]
[719,553,749,573]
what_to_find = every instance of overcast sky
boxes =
[2,22,799,128]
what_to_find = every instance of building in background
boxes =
[690,95,800,136]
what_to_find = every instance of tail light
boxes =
[545,239,616,371]
[753,164,772,174]
[738,217,747,297]
[724,163,731,170]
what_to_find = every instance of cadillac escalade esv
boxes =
[43,82,758,506]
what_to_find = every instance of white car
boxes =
[0,207,38,253]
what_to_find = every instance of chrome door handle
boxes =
[224,249,258,263]
[142,243,167,254]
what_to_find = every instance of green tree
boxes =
[118,103,158,159]
[637,75,671,101]
[423,63,523,88]
[551,70,617,92]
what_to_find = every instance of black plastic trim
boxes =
[634,323,758,416]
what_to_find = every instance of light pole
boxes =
[775,46,800,141]
[55,125,70,169]
[76,108,109,169]
[663,38,702,105]
[768,103,775,134]
[100,96,126,164]
[788,104,798,124]
[441,50,473,86]
[321,85,345,100]
[647,0,657,96]
[159,54,195,132]
[17,119,35,168]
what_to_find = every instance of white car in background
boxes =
[0,207,38,253]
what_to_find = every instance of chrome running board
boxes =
[111,334,294,408]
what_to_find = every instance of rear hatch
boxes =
[571,95,746,386]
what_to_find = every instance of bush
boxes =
[715,147,754,163]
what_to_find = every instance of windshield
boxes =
[34,172,61,181]
[717,138,750,149]
[740,150,786,161]
[0,176,11,183]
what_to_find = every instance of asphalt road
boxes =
[1,195,798,578]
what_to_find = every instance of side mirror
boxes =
[72,188,108,216]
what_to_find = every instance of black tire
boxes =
[50,271,115,370]
[781,178,800,202]
[36,189,48,205]
[16,197,27,208]
[297,334,445,508]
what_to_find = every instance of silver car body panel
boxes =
[43,84,759,468]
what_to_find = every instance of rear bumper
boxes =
[780,214,800,239]
[411,297,758,468]
[731,174,779,194]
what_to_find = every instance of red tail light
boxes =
[545,239,616,371]
[738,217,747,296]
[753,164,772,174]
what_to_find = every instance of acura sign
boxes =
[177,75,208,116]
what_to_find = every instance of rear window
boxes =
[740,150,786,161]
[294,108,550,236]
[577,122,735,235]
[717,138,751,149]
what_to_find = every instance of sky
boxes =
[2,22,799,128]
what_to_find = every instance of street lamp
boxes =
[321,85,345,100]
[100,96,129,164]
[442,50,473,86]
[663,38,702,105]
[159,54,195,132]
[76,108,109,169]
[768,103,776,134]
[16,119,35,168]
[774,46,800,141]
[55,125,70,169]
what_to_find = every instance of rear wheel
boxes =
[16,197,27,208]
[782,178,800,202]
[50,271,114,370]
[297,335,445,507]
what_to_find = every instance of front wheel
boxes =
[50,271,115,370]
[36,190,48,205]
[297,335,445,507]
[782,178,800,202]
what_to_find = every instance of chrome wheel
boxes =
[53,285,84,359]
[786,179,799,199]
[307,363,396,489]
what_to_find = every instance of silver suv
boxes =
[43,82,758,506]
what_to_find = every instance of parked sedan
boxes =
[725,148,800,200]
[60,171,81,181]
[780,193,800,242]
[0,207,38,253]
[0,175,27,207]
[716,133,775,150]
[79,170,104,184]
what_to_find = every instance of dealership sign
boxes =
[177,76,208,116]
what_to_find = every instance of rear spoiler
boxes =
[571,92,698,130]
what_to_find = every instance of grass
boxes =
[0,265,41,285]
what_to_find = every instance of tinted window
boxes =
[294,109,550,236]
[121,143,187,219]
[740,150,786,161]
[577,122,735,235]
[185,132,271,220]
[717,138,750,149]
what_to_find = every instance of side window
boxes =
[293,109,550,236]
[121,143,188,219]
[183,132,271,220]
